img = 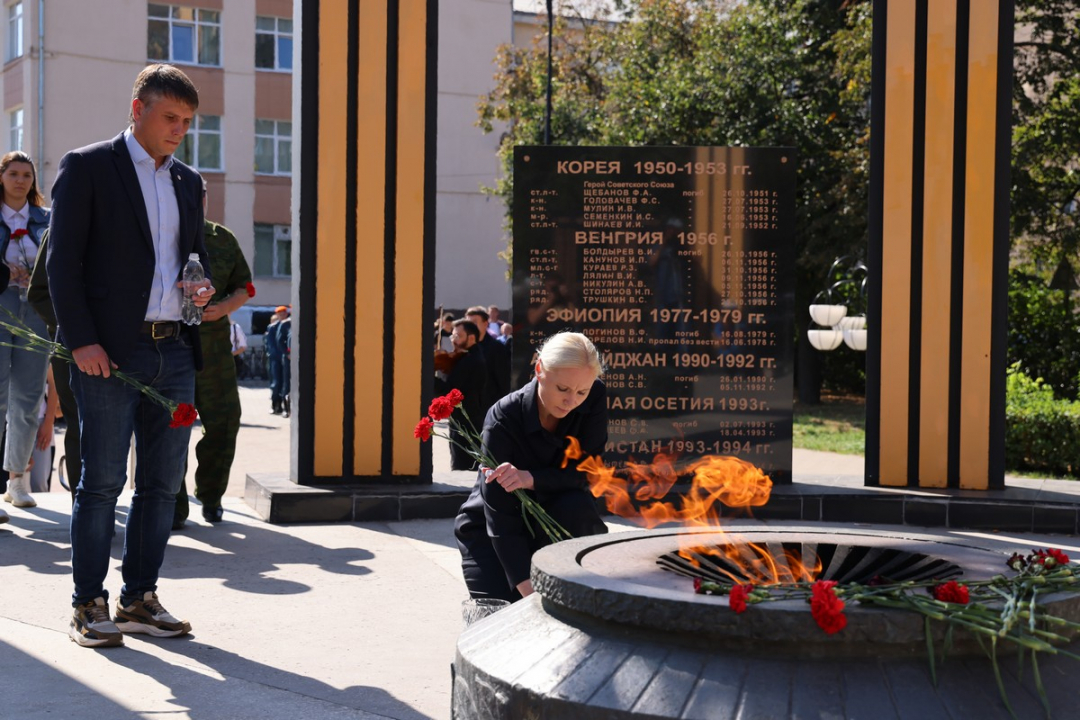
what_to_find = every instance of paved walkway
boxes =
[2,384,470,719]
[0,386,1072,719]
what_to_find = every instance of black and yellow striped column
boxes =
[866,0,1012,490]
[295,0,437,484]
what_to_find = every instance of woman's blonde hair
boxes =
[537,331,603,377]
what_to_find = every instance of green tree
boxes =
[1008,1,1080,400]
[1012,0,1080,262]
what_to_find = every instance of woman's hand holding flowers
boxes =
[484,463,535,492]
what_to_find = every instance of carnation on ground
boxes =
[810,580,847,635]
[932,580,970,604]
[729,584,752,614]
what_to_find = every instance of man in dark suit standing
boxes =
[47,64,214,648]
[435,319,487,470]
[465,306,510,421]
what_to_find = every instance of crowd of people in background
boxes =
[433,305,512,471]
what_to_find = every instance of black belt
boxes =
[141,321,181,340]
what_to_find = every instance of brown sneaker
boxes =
[114,592,192,637]
[70,597,124,648]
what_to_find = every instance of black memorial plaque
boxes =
[512,146,794,483]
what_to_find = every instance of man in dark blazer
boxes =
[465,306,510,420]
[47,64,214,648]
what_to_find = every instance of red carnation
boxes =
[1033,548,1070,567]
[428,396,454,422]
[729,584,753,614]
[10,228,28,238]
[932,580,970,604]
[1046,548,1070,565]
[169,403,198,428]
[810,580,847,635]
[414,417,433,442]
[446,389,464,407]
[693,577,702,593]
[246,282,256,298]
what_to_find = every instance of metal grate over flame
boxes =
[659,543,964,586]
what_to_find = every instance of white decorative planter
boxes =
[843,328,868,351]
[807,328,844,351]
[838,315,867,331]
[809,304,848,327]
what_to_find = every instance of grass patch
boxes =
[794,395,866,455]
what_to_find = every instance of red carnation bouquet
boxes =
[416,389,570,543]
[692,546,1080,713]
[0,309,198,429]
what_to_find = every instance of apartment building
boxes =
[0,1,584,314]
[0,0,293,307]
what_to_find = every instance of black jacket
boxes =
[477,334,510,417]
[46,133,209,368]
[436,344,487,429]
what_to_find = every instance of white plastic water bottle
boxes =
[181,253,205,326]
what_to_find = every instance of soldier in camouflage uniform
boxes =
[174,215,252,528]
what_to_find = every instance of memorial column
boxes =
[291,0,438,484]
[866,0,1013,489]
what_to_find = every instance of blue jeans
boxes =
[69,332,195,606]
[0,287,51,473]
[268,356,283,403]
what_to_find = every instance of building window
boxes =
[255,16,292,71]
[7,2,23,60]
[176,114,222,170]
[8,108,22,151]
[254,223,291,278]
[254,119,291,175]
[147,4,221,66]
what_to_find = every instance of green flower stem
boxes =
[433,413,572,544]
[1017,610,1080,630]
[0,316,180,416]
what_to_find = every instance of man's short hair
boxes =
[130,64,200,122]
[465,306,490,323]
[453,319,481,342]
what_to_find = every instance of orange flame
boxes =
[572,444,771,527]
[679,542,823,586]
[566,438,822,585]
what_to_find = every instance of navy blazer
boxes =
[46,133,209,369]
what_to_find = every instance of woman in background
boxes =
[0,151,51,510]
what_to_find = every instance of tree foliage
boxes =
[1008,268,1080,399]
[1012,0,1080,261]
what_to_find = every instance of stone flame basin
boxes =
[453,522,1080,719]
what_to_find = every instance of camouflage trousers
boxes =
[175,320,241,521]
